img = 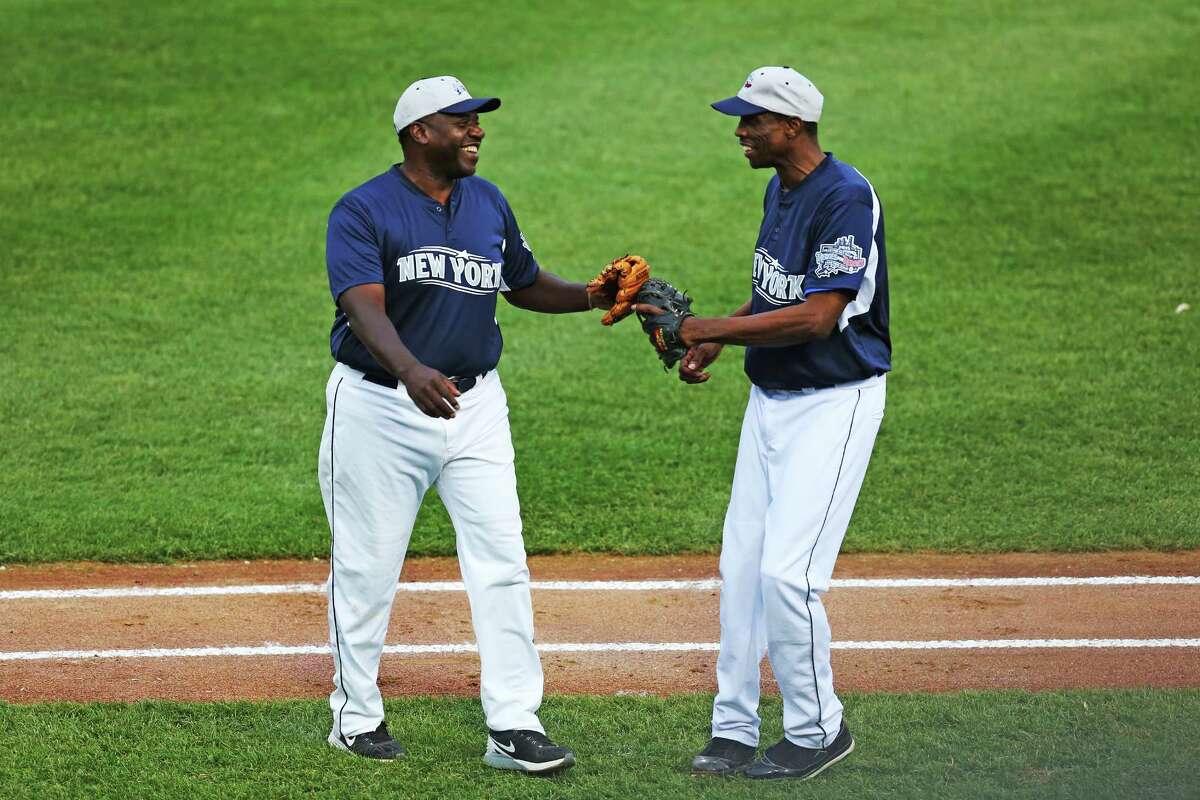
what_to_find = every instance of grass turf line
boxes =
[1,690,1197,799]
[1,0,1198,561]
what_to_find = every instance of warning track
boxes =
[2,551,1198,702]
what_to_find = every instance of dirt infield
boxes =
[2,551,1198,703]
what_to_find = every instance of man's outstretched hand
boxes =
[587,254,651,325]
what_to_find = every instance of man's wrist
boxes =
[390,358,421,383]
[683,318,734,349]
[692,316,721,345]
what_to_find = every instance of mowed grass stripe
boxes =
[1,0,1197,561]
[1,691,1198,799]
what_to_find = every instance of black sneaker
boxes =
[743,721,854,780]
[328,721,406,761]
[483,729,576,775]
[691,736,756,776]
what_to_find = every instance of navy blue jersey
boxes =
[744,154,890,389]
[325,166,539,378]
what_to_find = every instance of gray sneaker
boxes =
[483,729,576,775]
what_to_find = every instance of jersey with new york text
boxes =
[744,154,890,389]
[325,166,539,379]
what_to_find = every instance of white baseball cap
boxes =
[711,66,823,122]
[393,75,501,134]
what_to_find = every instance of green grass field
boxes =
[2,0,1198,562]
[3,691,1197,799]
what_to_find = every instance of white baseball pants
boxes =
[712,375,885,749]
[317,362,544,741]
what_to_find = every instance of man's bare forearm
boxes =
[687,311,823,347]
[503,270,591,313]
[344,305,424,378]
[338,284,427,379]
[685,292,848,348]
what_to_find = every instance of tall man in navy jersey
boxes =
[668,67,890,780]
[318,75,612,774]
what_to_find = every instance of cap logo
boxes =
[744,81,753,88]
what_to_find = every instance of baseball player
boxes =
[317,75,614,774]
[665,67,890,780]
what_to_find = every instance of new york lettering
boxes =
[395,249,503,290]
[753,249,805,302]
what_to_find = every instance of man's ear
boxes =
[408,121,430,145]
[784,116,806,140]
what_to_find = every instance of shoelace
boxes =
[519,731,552,746]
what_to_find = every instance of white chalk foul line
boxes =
[0,583,327,600]
[3,638,1200,662]
[0,580,712,601]
[3,575,1199,601]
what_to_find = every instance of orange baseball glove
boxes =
[587,254,651,326]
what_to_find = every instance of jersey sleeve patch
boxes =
[812,235,867,279]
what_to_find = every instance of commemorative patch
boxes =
[812,235,868,279]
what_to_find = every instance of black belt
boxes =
[362,371,486,394]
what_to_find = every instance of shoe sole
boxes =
[691,766,749,778]
[483,751,576,775]
[327,734,405,762]
[800,737,854,780]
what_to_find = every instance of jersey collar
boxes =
[779,152,833,205]
[391,163,462,211]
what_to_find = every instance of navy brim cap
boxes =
[711,95,769,116]
[438,97,501,115]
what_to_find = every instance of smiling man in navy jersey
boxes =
[318,75,612,774]
[670,67,890,781]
